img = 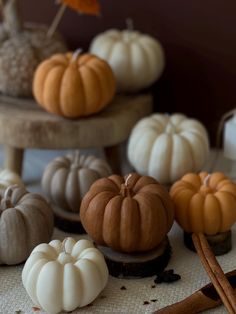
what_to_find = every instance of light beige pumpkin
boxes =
[80,173,174,253]
[128,113,209,184]
[33,51,116,118]
[41,151,112,212]
[0,168,24,189]
[90,28,165,92]
[170,172,236,235]
[0,185,54,265]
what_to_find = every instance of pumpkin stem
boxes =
[71,48,83,63]
[0,197,13,211]
[72,150,81,168]
[120,184,133,198]
[126,18,134,31]
[2,0,23,36]
[203,174,211,187]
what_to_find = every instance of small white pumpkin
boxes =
[22,237,109,314]
[90,28,165,92]
[0,168,24,189]
[41,151,112,212]
[128,113,209,184]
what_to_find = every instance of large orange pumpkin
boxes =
[170,172,236,235]
[33,51,116,118]
[80,173,174,253]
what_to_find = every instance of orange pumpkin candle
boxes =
[33,50,116,118]
[170,171,236,255]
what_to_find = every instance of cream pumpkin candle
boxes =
[22,237,109,314]
[89,21,165,92]
[128,113,209,185]
[170,171,236,254]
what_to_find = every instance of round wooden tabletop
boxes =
[0,94,152,149]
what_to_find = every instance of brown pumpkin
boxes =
[41,151,112,212]
[170,172,236,235]
[33,51,116,118]
[0,185,54,265]
[80,173,174,253]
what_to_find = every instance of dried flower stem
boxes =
[47,3,67,38]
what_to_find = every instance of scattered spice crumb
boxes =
[15,311,22,314]
[154,269,181,284]
[143,301,150,305]
[120,286,127,290]
[32,307,40,312]
[151,284,156,288]
[100,295,107,299]
[151,299,158,302]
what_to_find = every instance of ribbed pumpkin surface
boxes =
[33,52,116,118]
[80,173,174,253]
[170,172,236,235]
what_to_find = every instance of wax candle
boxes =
[170,171,236,254]
[22,237,109,314]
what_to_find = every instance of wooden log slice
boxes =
[53,206,85,234]
[97,237,171,278]
[184,230,232,256]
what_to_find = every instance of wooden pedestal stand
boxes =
[97,237,172,278]
[53,206,85,234]
[0,94,153,176]
[184,230,232,256]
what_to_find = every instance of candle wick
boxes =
[203,174,211,187]
[125,174,132,187]
[62,238,69,254]
[71,48,83,63]
[126,18,134,31]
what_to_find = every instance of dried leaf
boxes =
[60,0,100,15]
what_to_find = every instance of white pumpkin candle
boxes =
[90,24,165,92]
[22,237,109,314]
[128,113,209,184]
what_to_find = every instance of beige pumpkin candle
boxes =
[42,151,112,212]
[33,50,116,118]
[22,237,108,314]
[0,185,54,265]
[0,168,24,189]
[170,171,236,254]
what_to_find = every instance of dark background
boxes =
[17,0,236,145]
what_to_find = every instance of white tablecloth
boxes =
[0,148,236,314]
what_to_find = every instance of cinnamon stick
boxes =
[192,232,236,314]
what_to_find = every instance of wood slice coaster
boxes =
[53,206,85,234]
[97,237,171,278]
[184,230,232,256]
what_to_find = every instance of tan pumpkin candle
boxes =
[33,50,116,118]
[170,172,236,235]
[80,173,174,253]
[0,185,54,265]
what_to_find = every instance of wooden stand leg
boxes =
[4,146,24,176]
[104,145,122,174]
